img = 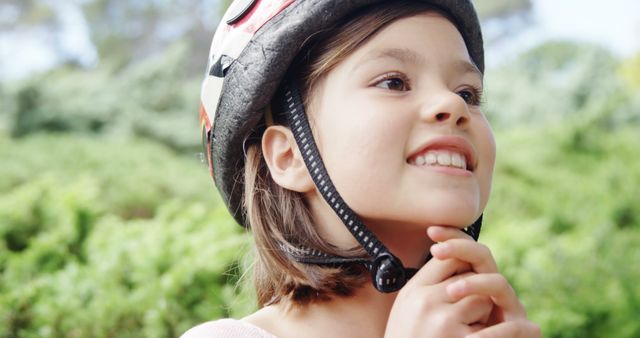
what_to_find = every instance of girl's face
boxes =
[307,12,496,233]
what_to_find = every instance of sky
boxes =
[484,0,640,66]
[535,0,639,56]
[1,0,639,81]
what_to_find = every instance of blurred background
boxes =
[1,0,639,337]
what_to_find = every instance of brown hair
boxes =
[243,1,454,307]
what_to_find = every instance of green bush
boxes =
[483,124,640,338]
[0,135,253,338]
[4,42,201,152]
[477,42,640,337]
[484,41,636,130]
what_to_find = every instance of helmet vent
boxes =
[209,55,235,78]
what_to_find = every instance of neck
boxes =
[266,283,397,338]
[366,220,436,269]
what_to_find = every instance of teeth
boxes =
[413,150,468,170]
[437,153,451,166]
[452,153,466,170]
[425,153,437,165]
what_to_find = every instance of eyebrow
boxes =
[453,59,483,80]
[353,47,483,80]
[352,48,425,73]
[373,47,426,66]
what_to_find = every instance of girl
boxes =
[185,0,540,337]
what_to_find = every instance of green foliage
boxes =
[0,135,254,338]
[4,42,202,152]
[475,42,640,338]
[484,41,637,129]
[620,54,640,89]
[483,121,640,338]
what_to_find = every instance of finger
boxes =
[452,295,494,325]
[395,273,472,308]
[447,273,527,319]
[466,320,541,338]
[428,225,473,242]
[468,323,487,334]
[409,255,473,286]
[430,239,498,273]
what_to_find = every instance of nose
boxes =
[420,90,470,129]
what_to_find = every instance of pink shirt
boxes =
[180,319,277,338]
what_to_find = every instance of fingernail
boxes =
[431,243,449,256]
[447,280,467,297]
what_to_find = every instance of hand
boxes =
[384,228,493,338]
[428,226,541,338]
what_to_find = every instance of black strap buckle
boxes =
[371,253,407,293]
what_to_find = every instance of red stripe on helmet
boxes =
[231,0,295,34]
[200,104,215,180]
[199,103,212,132]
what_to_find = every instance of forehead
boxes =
[346,12,477,73]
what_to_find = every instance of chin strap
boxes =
[463,214,482,241]
[276,78,481,293]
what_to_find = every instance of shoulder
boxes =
[180,318,277,338]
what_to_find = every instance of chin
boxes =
[355,191,485,230]
[415,195,481,228]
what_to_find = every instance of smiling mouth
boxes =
[407,136,477,172]
[409,149,469,170]
[407,146,476,172]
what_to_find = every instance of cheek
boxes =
[313,98,408,196]
[477,119,496,208]
[316,97,407,164]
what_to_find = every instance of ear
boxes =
[262,125,315,193]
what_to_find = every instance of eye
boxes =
[373,73,411,91]
[457,87,483,106]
